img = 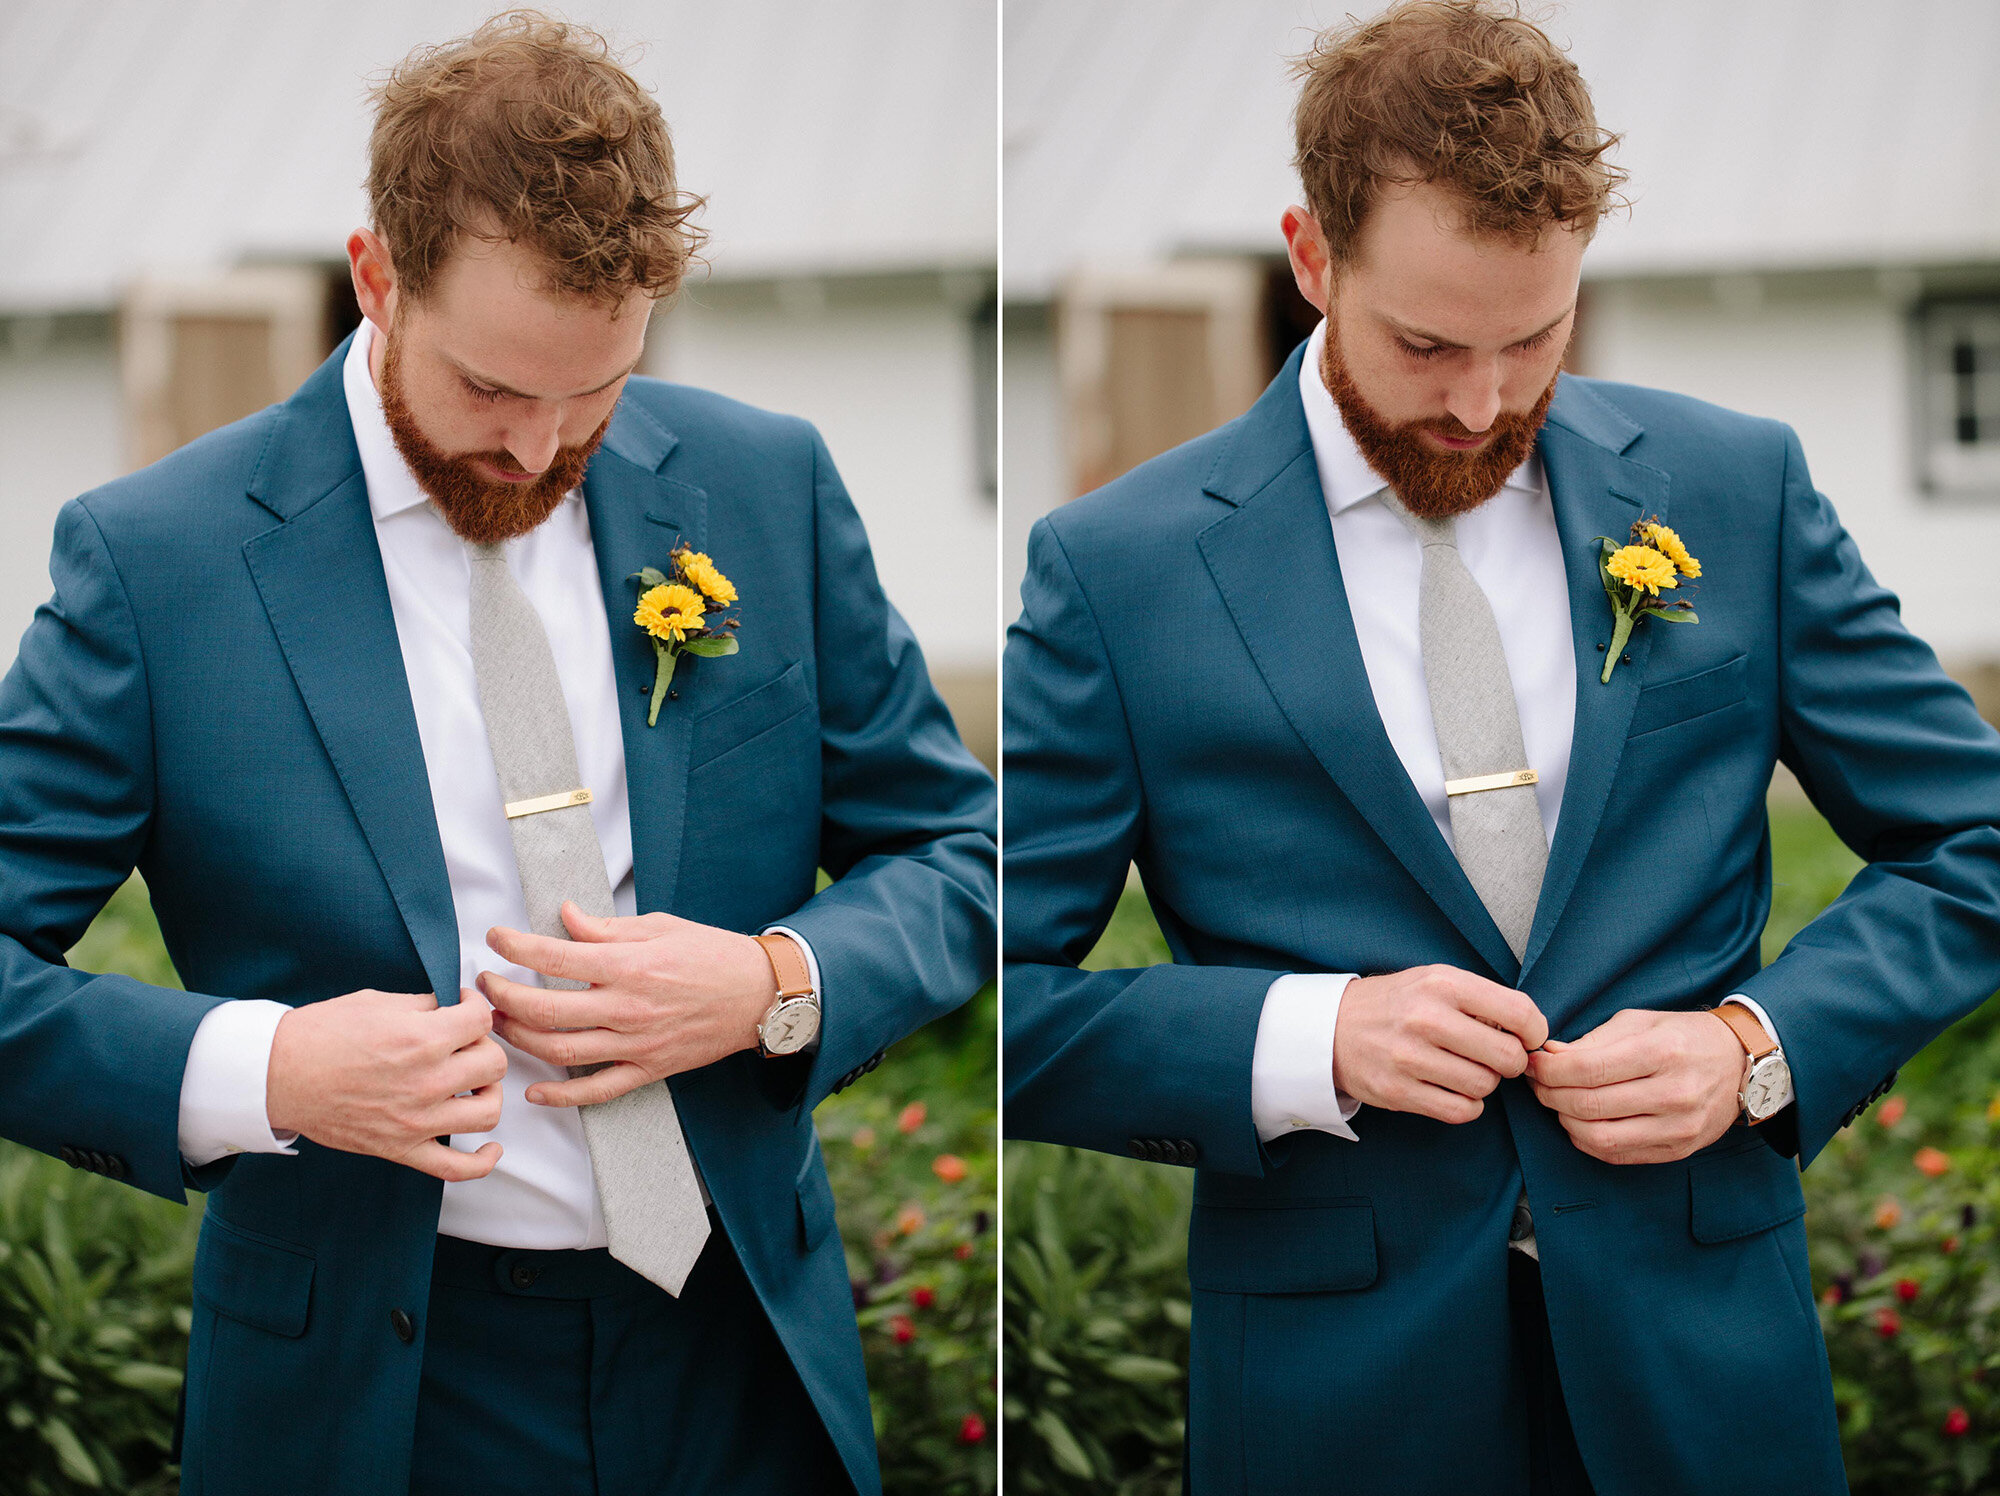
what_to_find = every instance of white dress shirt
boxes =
[176,319,817,1248]
[1248,319,1777,1143]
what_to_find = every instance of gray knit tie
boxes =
[1380,493,1549,1258]
[466,539,709,1295]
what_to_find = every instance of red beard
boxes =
[378,327,613,545]
[1320,323,1559,520]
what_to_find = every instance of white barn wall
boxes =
[1580,276,2000,661]
[0,322,122,658]
[651,289,995,677]
[1000,308,1062,626]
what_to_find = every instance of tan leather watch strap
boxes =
[755,932,814,1000]
[1709,1003,1778,1060]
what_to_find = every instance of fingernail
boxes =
[527,1088,543,1105]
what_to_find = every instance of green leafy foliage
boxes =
[5,877,995,1494]
[1005,807,2000,1493]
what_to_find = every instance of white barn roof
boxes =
[1003,0,2000,299]
[0,0,996,313]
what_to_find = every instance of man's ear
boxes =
[1279,205,1333,315]
[347,227,399,331]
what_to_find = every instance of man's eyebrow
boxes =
[1386,305,1575,350]
[448,354,642,399]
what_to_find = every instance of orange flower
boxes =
[1878,1095,1908,1126]
[1915,1146,1951,1178]
[896,1204,926,1236]
[1874,1197,1904,1230]
[932,1153,967,1183]
[954,1241,974,1261]
[897,1101,927,1134]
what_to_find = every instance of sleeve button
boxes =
[390,1308,416,1344]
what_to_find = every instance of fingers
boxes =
[1555,1111,1706,1166]
[1448,975,1550,1051]
[492,1016,627,1069]
[559,901,673,944]
[525,1063,651,1109]
[477,969,617,1030]
[1531,1072,1685,1122]
[1395,1080,1485,1126]
[430,1083,505,1136]
[442,1035,510,1094]
[440,987,495,1044]
[486,924,625,985]
[1429,1009,1533,1079]
[403,1138,503,1182]
[1528,1027,1661,1090]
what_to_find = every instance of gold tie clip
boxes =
[1443,769,1538,797]
[503,787,594,819]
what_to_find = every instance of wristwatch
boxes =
[1708,1004,1793,1124]
[753,932,821,1058]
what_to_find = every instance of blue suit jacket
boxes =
[1003,344,2000,1494]
[0,334,996,1496]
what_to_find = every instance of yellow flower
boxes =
[1606,545,1679,597]
[1642,522,1702,579]
[675,549,738,606]
[634,582,706,643]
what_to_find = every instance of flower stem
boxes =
[1600,605,1636,684]
[648,640,678,725]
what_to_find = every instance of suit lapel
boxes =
[1516,379,1670,981]
[242,338,461,1003]
[1198,352,1519,978]
[583,397,706,917]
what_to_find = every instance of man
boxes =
[0,14,993,1495]
[1003,3,2000,1492]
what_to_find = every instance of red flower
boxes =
[1944,1236,1962,1254]
[897,1101,927,1134]
[1897,1278,1920,1304]
[932,1152,968,1183]
[954,1241,974,1261]
[1878,1096,1908,1126]
[959,1414,987,1445]
[1876,1308,1901,1338]
[890,1314,915,1344]
[1915,1146,1951,1178]
[1945,1407,1971,1437]
[913,1285,937,1310]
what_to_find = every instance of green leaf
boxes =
[647,642,677,727]
[1103,1353,1184,1383]
[682,636,740,659]
[631,566,669,589]
[1032,1408,1095,1478]
[42,1415,101,1486]
[1644,606,1699,624]
[108,1363,182,1393]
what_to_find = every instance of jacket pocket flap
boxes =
[1187,1199,1376,1293]
[1688,1139,1806,1244]
[691,660,810,770]
[796,1138,838,1253]
[194,1215,315,1338]
[1629,652,1748,738]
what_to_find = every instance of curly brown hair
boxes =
[366,10,705,304]
[1292,0,1625,262]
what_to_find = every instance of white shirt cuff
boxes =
[177,999,300,1167]
[1251,973,1363,1143]
[1722,994,1781,1053]
[759,924,822,1052]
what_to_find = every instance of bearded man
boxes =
[1002,3,2000,1492]
[0,14,993,1495]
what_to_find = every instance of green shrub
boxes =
[1004,806,2000,1494]
[2,879,996,1494]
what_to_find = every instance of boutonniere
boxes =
[1596,517,1700,684]
[630,545,741,725]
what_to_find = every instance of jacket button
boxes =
[104,1155,128,1181]
[509,1261,540,1290]
[1146,1139,1168,1163]
[1127,1137,1147,1159]
[58,1145,77,1167]
[390,1308,415,1344]
[86,1150,108,1174]
[1177,1140,1199,1166]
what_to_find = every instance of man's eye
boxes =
[1514,328,1557,354]
[464,378,504,403]
[1397,338,1447,361]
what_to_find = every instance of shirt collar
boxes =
[341,319,581,527]
[1296,317,1543,518]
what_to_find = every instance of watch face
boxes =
[1744,1055,1793,1121]
[761,998,821,1056]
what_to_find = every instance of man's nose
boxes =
[1445,358,1503,434]
[504,413,562,477]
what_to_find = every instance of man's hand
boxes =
[1525,1008,1747,1164]
[1332,965,1550,1124]
[265,988,507,1182]
[480,902,776,1109]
